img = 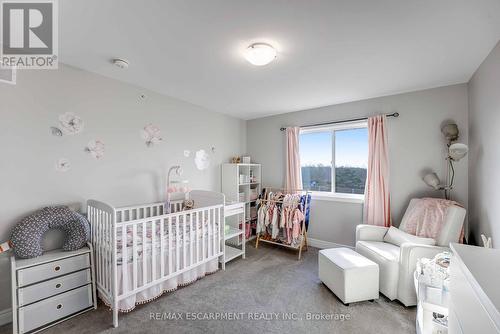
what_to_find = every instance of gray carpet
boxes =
[0,244,416,334]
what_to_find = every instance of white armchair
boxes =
[355,199,466,306]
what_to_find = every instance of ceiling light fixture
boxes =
[112,58,129,69]
[244,43,277,66]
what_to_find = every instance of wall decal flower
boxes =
[50,127,63,137]
[141,123,162,147]
[55,158,71,172]
[59,112,84,135]
[85,140,105,159]
[183,150,191,157]
[194,149,210,170]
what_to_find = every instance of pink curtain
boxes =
[364,115,391,227]
[285,127,302,193]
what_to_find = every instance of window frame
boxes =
[299,120,367,203]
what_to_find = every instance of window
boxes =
[299,122,368,197]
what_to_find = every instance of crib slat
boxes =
[160,218,165,278]
[142,221,147,285]
[213,208,216,256]
[133,224,138,289]
[207,209,212,258]
[217,207,225,253]
[122,224,127,294]
[98,211,103,289]
[103,211,106,290]
[217,207,223,254]
[104,213,108,292]
[96,209,100,287]
[190,212,194,266]
[176,214,180,272]
[208,209,215,256]
[202,210,206,260]
[183,213,187,269]
[95,209,100,287]
[168,217,172,275]
[152,220,156,281]
[105,213,110,292]
[196,212,199,263]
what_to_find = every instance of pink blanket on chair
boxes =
[402,197,463,242]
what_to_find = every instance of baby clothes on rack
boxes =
[257,189,306,246]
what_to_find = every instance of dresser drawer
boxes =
[18,269,91,306]
[18,284,93,333]
[18,253,90,287]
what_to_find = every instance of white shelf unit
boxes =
[222,163,261,242]
[220,202,246,269]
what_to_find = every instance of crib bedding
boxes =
[116,214,216,248]
[116,226,219,264]
[115,218,219,264]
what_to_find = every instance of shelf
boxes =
[238,182,260,186]
[257,238,301,250]
[224,227,244,240]
[224,245,244,263]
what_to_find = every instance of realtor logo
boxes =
[1,0,58,69]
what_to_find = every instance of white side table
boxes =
[11,244,97,334]
[414,271,449,334]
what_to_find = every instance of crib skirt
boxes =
[100,240,220,312]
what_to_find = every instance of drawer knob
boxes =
[54,266,61,272]
[55,283,62,288]
[56,304,63,310]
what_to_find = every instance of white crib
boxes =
[87,190,224,327]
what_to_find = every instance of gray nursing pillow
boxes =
[11,206,90,259]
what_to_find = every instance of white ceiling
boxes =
[60,0,500,119]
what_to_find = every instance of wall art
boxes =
[55,158,71,172]
[59,112,84,135]
[141,123,162,147]
[194,149,210,170]
[50,126,63,137]
[85,139,105,159]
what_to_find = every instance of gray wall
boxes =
[468,41,500,248]
[247,84,469,247]
[0,65,246,312]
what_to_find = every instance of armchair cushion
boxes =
[383,226,436,247]
[355,241,400,300]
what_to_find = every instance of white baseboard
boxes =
[307,238,354,250]
[0,308,11,326]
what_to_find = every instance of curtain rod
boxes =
[279,112,399,131]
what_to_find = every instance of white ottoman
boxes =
[319,247,379,305]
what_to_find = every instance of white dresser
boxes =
[11,245,97,333]
[449,243,500,334]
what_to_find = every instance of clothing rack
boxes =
[279,112,399,131]
[255,187,311,260]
